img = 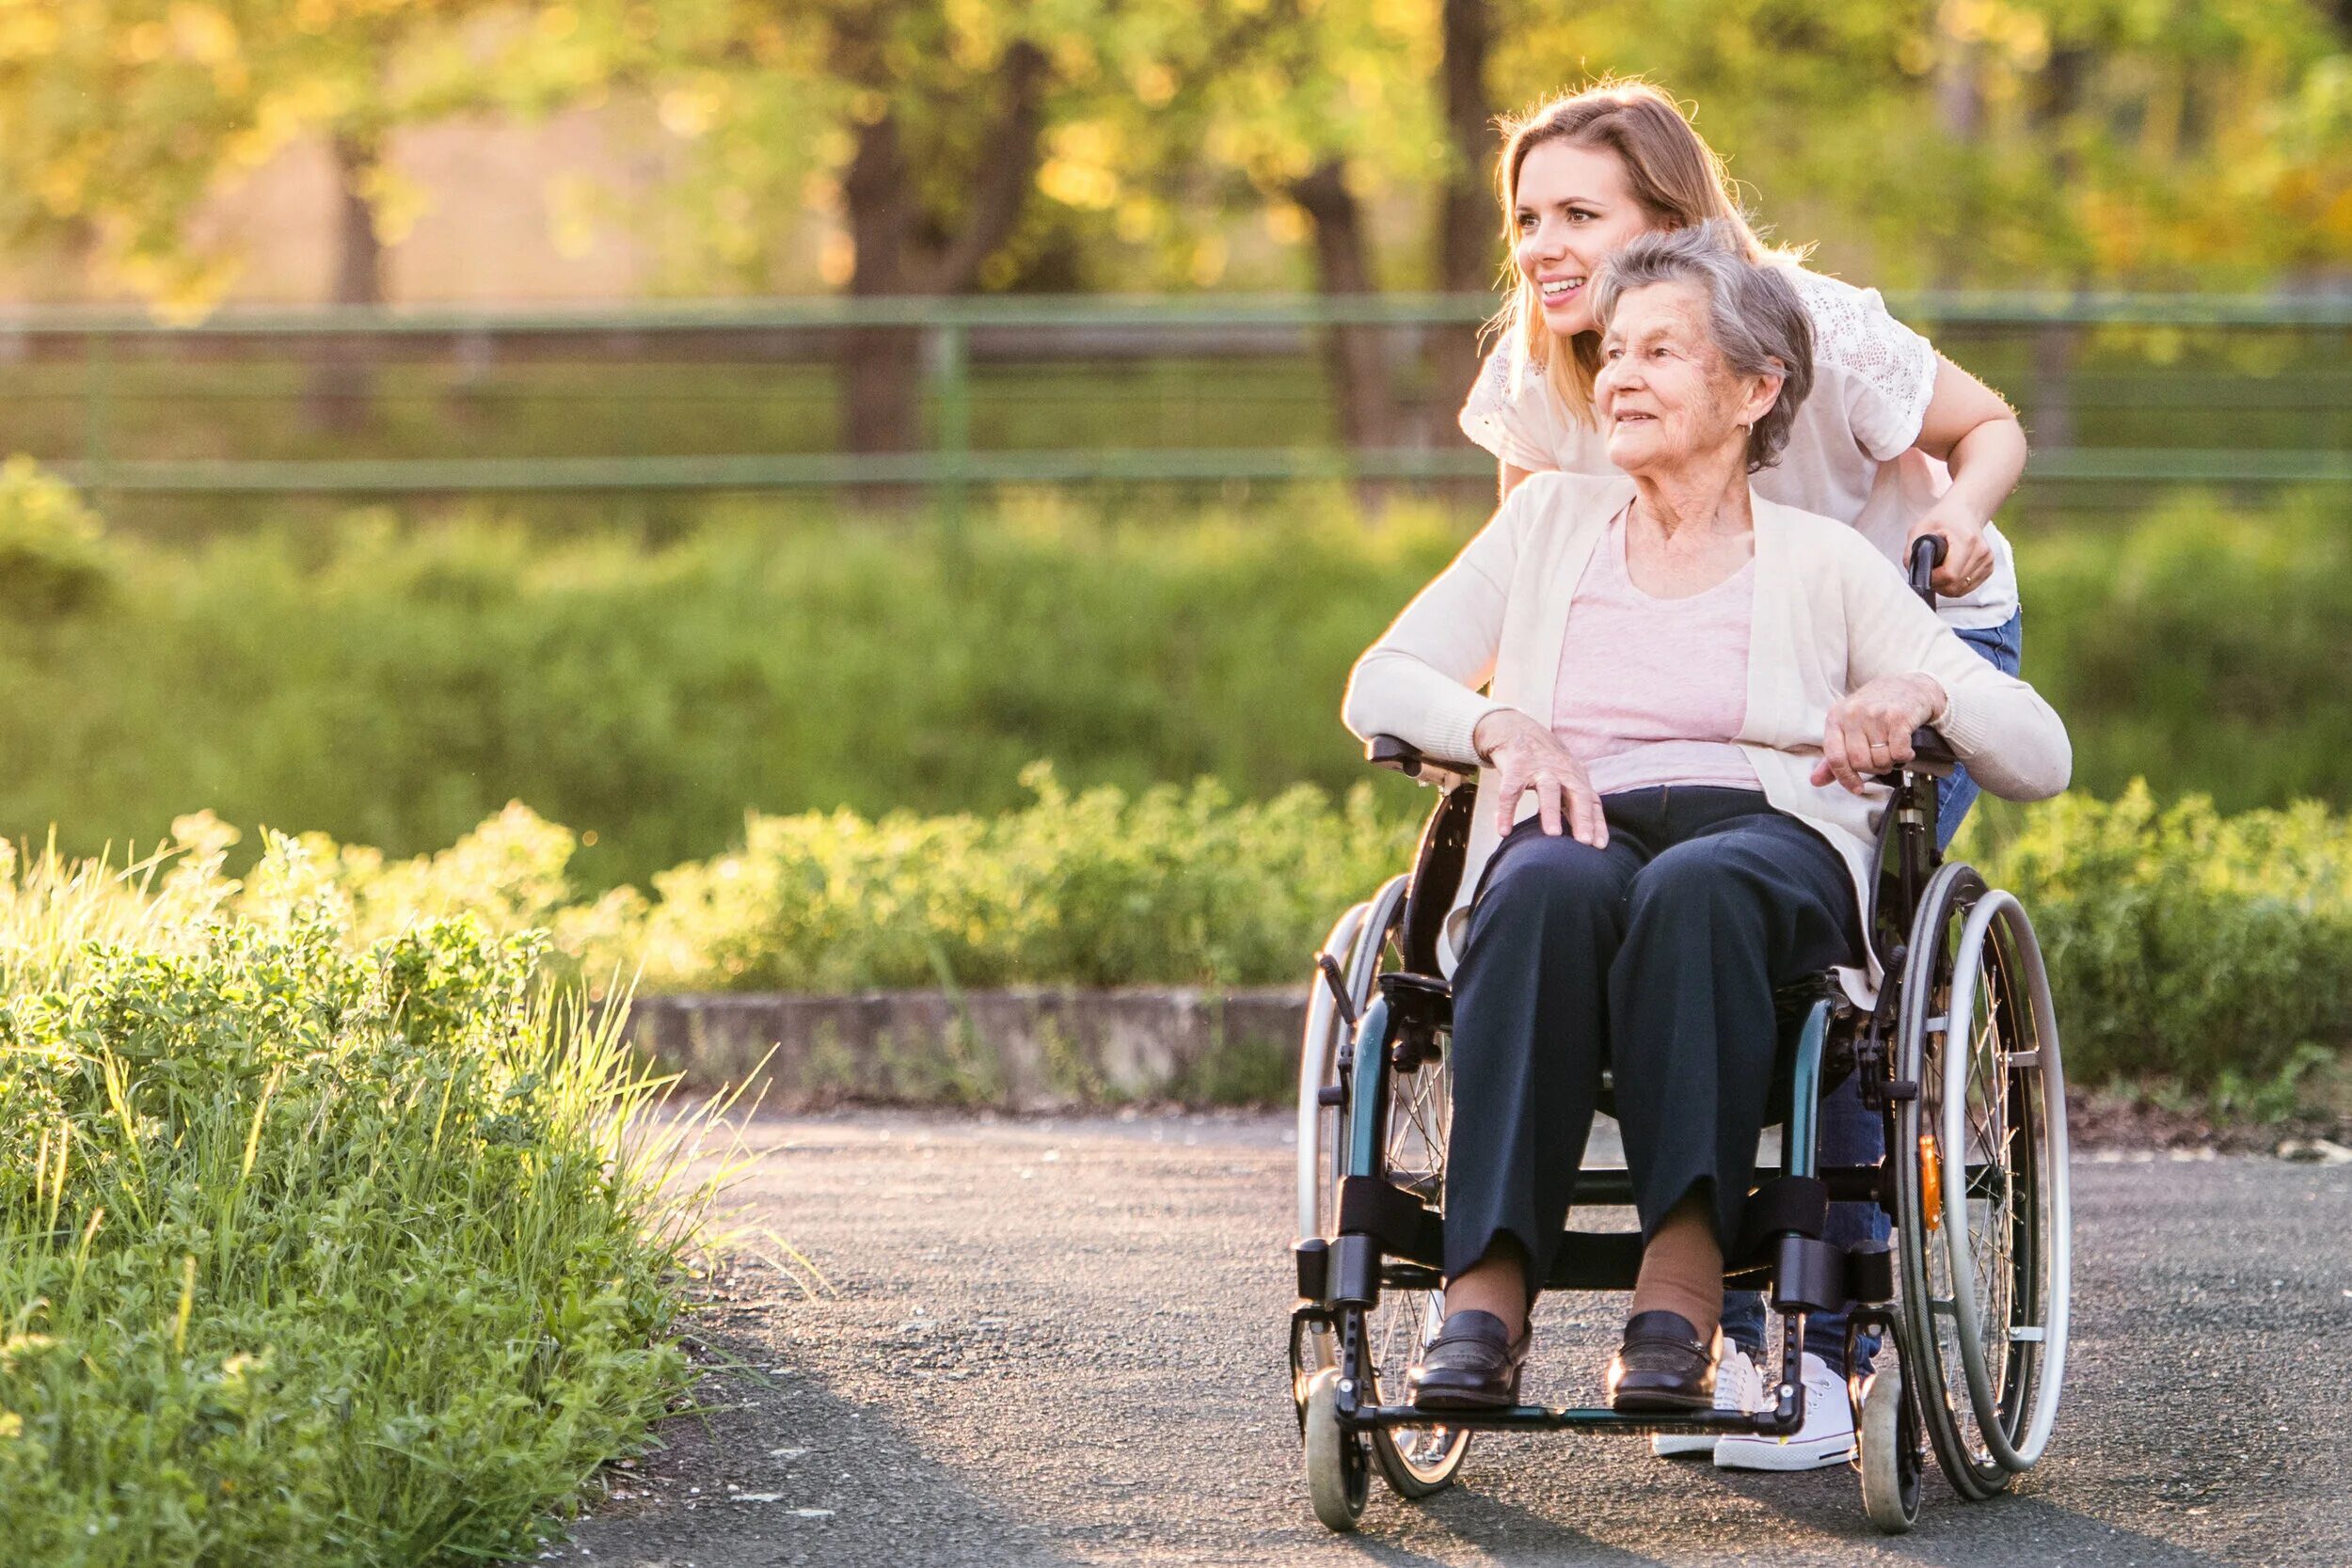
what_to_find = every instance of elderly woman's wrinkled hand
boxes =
[1811,673,1949,795]
[1471,708,1610,847]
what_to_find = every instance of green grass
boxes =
[0,830,732,1564]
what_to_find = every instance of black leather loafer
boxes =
[1406,1309,1533,1411]
[1605,1309,1720,1413]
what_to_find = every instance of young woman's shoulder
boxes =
[1777,263,1941,460]
[1459,341,1577,471]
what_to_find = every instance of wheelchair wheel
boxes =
[1301,1369,1370,1531]
[1293,876,1471,1502]
[1890,863,2073,1501]
[1857,1364,1923,1534]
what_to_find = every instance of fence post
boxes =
[84,328,113,501]
[933,317,970,537]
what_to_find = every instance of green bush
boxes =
[0,482,2347,895]
[625,762,1422,990]
[0,839,710,1565]
[0,456,116,617]
[2023,488,2352,812]
[1972,783,2352,1089]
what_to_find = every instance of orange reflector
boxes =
[1919,1135,1943,1229]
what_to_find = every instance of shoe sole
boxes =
[1713,1434,1856,1471]
[1650,1433,1718,1458]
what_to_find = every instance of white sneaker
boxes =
[1650,1344,1762,1458]
[1713,1351,1856,1471]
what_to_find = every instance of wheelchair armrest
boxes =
[1366,735,1481,792]
[1907,726,1957,779]
[1871,728,1956,788]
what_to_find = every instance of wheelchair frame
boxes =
[1289,541,2072,1535]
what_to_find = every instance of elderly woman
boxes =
[1454,79,2039,1468]
[1342,222,2070,1414]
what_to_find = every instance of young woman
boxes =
[1452,80,2028,1471]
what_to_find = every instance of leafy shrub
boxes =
[0,456,116,617]
[0,838,710,1565]
[2024,488,2352,812]
[628,762,1421,991]
[1973,783,2352,1088]
[0,485,2344,893]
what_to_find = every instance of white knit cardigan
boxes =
[1341,472,2072,1002]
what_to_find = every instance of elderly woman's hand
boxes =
[1812,673,1949,795]
[1471,708,1609,847]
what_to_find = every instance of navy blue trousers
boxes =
[1440,787,1862,1298]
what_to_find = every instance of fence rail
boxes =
[11,292,2347,508]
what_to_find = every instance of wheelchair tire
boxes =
[1301,1369,1369,1531]
[1890,863,2073,1501]
[1857,1364,1923,1534]
[1293,876,1471,1499]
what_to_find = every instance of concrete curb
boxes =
[626,986,1310,1109]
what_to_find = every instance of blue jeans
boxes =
[1720,610,2024,1373]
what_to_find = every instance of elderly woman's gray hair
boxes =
[1589,220,1816,473]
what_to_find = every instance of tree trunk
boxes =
[1428,0,1496,446]
[838,109,922,460]
[833,39,1049,488]
[305,132,385,434]
[2026,48,2092,456]
[1291,159,1394,458]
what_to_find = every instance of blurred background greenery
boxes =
[0,0,2340,1011]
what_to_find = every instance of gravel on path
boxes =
[563,1109,2352,1568]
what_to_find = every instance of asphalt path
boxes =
[564,1110,2352,1568]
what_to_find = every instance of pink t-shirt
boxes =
[1551,510,1760,796]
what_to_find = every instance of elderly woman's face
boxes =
[1594,280,1749,476]
[1513,140,1656,339]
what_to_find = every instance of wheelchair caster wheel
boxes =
[1859,1369,1922,1534]
[1301,1369,1370,1532]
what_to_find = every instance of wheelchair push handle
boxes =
[1899,533,1957,777]
[1908,533,1947,610]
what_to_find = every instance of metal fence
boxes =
[8,292,2348,513]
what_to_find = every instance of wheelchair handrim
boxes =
[1893,863,2010,1498]
[1938,891,2071,1473]
[1298,897,1374,1243]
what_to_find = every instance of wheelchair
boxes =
[1288,540,2073,1535]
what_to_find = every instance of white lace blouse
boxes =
[1457,266,2020,629]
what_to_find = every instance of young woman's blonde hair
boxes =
[1493,80,1796,427]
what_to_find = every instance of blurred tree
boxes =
[565,0,1263,459]
[0,0,542,427]
[1162,0,1448,453]
[1485,1,2350,290]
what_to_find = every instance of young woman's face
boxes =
[1512,139,1658,340]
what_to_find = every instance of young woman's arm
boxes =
[1500,461,1534,500]
[1908,356,2028,596]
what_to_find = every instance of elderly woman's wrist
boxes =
[1915,674,1951,726]
[1471,705,1521,765]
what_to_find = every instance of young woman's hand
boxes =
[1812,673,1948,795]
[1471,709,1608,847]
[1908,501,1995,598]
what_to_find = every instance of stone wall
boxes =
[625,987,1311,1110]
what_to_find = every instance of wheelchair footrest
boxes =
[1343,1402,1805,1437]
